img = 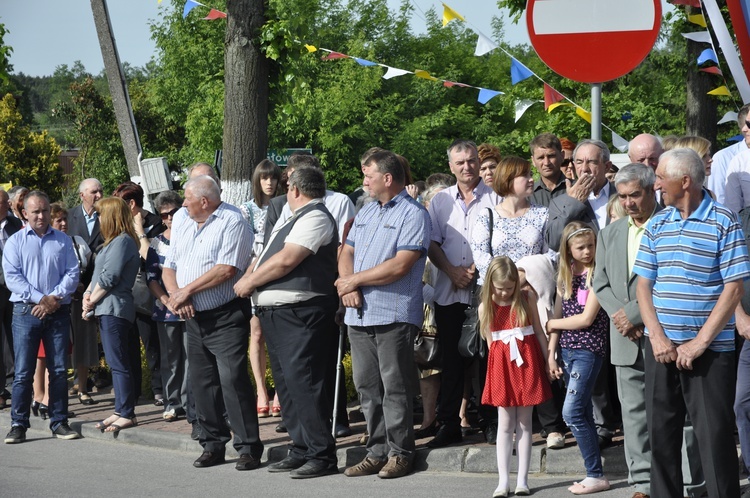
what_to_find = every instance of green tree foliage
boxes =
[54,77,128,194]
[0,94,63,197]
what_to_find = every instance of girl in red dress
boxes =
[479,256,553,498]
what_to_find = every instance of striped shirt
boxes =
[344,190,431,327]
[164,202,253,312]
[633,193,750,351]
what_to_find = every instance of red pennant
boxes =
[544,83,565,110]
[444,81,456,87]
[322,52,348,60]
[671,0,701,7]
[203,9,227,20]
[700,66,723,75]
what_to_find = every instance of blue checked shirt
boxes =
[633,192,750,352]
[344,190,431,327]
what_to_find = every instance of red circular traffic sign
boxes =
[527,0,662,83]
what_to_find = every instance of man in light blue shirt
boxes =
[337,150,430,480]
[2,191,80,443]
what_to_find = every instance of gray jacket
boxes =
[89,233,140,322]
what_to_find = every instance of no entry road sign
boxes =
[527,0,662,83]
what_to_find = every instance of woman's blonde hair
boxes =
[673,136,711,158]
[606,195,626,222]
[479,256,530,340]
[557,221,596,300]
[96,196,139,247]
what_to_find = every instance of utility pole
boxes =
[90,0,141,178]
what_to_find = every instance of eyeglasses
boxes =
[160,208,179,220]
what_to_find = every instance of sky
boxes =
[2,0,526,77]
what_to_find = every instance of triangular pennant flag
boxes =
[322,52,347,60]
[728,134,744,142]
[544,83,565,110]
[477,88,503,105]
[548,102,573,113]
[158,0,163,3]
[183,0,202,18]
[697,48,719,65]
[718,111,739,124]
[474,32,498,56]
[514,99,536,123]
[688,14,707,28]
[442,3,465,27]
[353,58,377,66]
[510,58,534,85]
[682,31,712,44]
[576,107,592,123]
[673,0,702,7]
[382,67,410,80]
[700,66,723,75]
[304,44,318,53]
[708,85,732,96]
[414,69,438,81]
[612,131,629,152]
[203,8,227,20]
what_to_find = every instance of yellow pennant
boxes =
[708,85,731,96]
[415,69,438,81]
[688,14,707,28]
[442,3,465,27]
[304,44,318,53]
[576,107,592,123]
[547,102,573,113]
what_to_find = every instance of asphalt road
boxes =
[0,427,646,498]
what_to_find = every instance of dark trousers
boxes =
[0,287,14,388]
[187,299,263,458]
[592,347,621,439]
[134,313,162,397]
[435,302,468,429]
[536,378,567,434]
[99,315,137,419]
[645,340,739,498]
[258,295,338,463]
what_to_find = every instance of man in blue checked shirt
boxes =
[337,150,431,480]
[635,148,750,498]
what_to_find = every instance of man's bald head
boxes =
[188,163,219,184]
[628,134,663,171]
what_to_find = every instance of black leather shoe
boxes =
[275,421,287,433]
[484,423,498,445]
[290,460,338,479]
[193,451,225,468]
[414,420,439,439]
[267,455,306,473]
[597,435,612,450]
[426,425,463,448]
[235,453,260,471]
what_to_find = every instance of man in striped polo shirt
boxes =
[634,148,750,498]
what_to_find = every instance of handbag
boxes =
[133,260,154,316]
[457,207,493,359]
[415,304,440,368]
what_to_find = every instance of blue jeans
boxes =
[99,315,136,418]
[561,348,604,478]
[11,303,71,430]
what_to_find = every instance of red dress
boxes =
[481,302,552,407]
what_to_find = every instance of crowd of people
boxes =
[3,114,750,497]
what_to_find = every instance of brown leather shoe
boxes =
[377,455,413,479]
[344,456,386,477]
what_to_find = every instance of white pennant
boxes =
[382,67,410,80]
[611,131,629,152]
[514,99,537,123]
[718,111,739,124]
[474,32,498,57]
[682,31,712,44]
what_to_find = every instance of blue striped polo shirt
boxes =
[633,192,750,351]
[344,189,431,327]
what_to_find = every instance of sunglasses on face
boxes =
[160,208,179,220]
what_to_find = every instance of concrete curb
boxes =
[1,410,628,476]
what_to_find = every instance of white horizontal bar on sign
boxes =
[532,0,656,35]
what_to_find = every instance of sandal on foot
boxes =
[104,417,138,434]
[79,393,98,406]
[257,405,270,418]
[95,414,120,432]
[271,404,281,417]
[569,479,610,495]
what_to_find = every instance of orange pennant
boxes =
[203,9,227,20]
[544,83,564,110]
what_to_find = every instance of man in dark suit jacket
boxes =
[593,163,705,498]
[67,179,104,254]
[0,189,22,404]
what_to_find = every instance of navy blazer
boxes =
[68,204,103,254]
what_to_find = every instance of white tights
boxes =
[494,405,533,493]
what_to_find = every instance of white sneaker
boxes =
[546,431,565,449]
[162,408,177,421]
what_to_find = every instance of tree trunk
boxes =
[685,14,718,146]
[222,0,269,206]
